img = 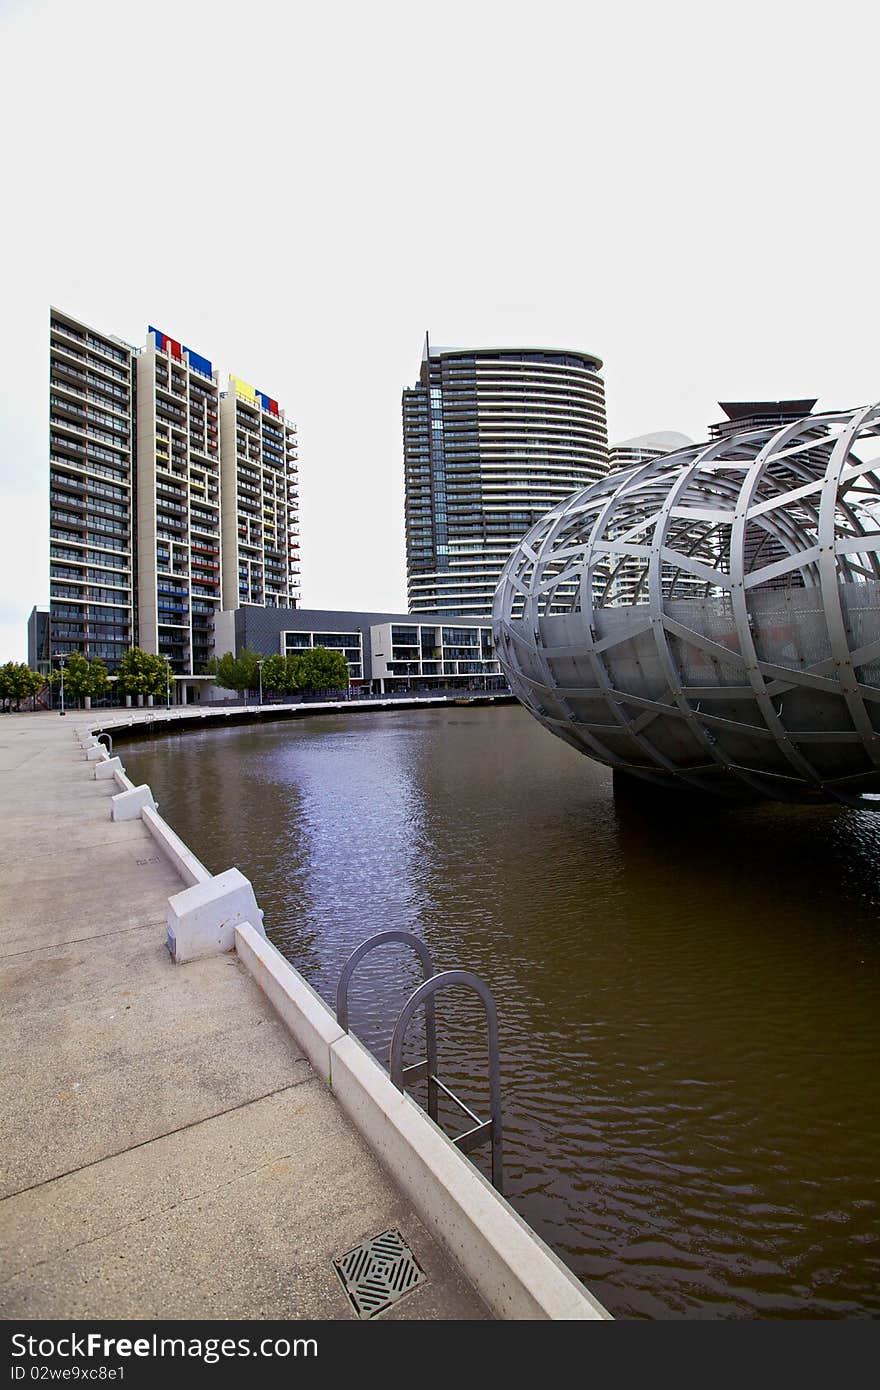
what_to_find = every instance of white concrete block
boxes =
[95,756,123,780]
[329,1032,609,1321]
[235,922,344,1083]
[167,869,265,964]
[110,784,157,821]
[85,744,107,762]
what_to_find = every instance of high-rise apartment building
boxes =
[48,309,300,675]
[135,328,222,675]
[219,376,299,610]
[403,336,609,616]
[48,309,136,666]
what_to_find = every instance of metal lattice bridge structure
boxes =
[492,402,880,807]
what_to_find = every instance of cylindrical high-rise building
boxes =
[403,336,608,616]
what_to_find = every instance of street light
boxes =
[164,655,171,710]
[57,655,67,717]
[257,659,264,706]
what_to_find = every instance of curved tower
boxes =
[403,337,608,616]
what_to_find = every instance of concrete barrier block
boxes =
[110,784,157,821]
[235,922,343,1082]
[95,756,123,780]
[85,744,107,761]
[167,869,265,964]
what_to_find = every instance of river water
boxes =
[120,704,880,1319]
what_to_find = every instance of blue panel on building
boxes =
[185,346,213,378]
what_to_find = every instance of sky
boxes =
[1,0,878,660]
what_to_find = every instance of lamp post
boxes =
[57,655,67,717]
[164,655,171,710]
[258,659,264,706]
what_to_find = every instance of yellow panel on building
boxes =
[230,375,256,403]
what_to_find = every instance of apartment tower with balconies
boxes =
[219,376,300,612]
[48,308,136,668]
[135,327,223,675]
[403,335,609,616]
[47,310,300,676]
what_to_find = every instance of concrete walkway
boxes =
[0,709,488,1320]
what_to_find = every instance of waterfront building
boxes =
[135,328,223,676]
[219,375,300,612]
[47,309,300,676]
[608,430,693,471]
[27,605,50,674]
[48,308,137,667]
[708,399,817,441]
[403,336,609,617]
[604,431,694,605]
[232,607,505,695]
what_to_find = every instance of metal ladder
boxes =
[336,931,504,1193]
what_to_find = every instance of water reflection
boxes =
[121,706,880,1318]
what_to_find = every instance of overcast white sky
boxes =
[1,0,878,660]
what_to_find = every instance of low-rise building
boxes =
[229,606,506,695]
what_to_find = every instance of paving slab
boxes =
[0,1085,482,1320]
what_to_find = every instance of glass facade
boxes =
[403,340,609,616]
[283,630,363,680]
[374,620,500,686]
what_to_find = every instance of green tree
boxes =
[88,658,110,702]
[295,646,349,693]
[284,652,303,693]
[259,653,290,695]
[117,647,168,699]
[207,647,261,698]
[60,652,92,705]
[0,662,44,711]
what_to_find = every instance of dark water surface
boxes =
[121,705,880,1319]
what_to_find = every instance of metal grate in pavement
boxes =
[333,1228,425,1318]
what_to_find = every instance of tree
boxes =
[116,647,167,699]
[260,653,293,696]
[207,646,261,697]
[284,652,304,693]
[88,658,110,702]
[295,646,349,693]
[60,652,92,705]
[0,662,44,711]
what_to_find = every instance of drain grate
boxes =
[333,1228,425,1318]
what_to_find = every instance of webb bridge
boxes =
[493,401,880,807]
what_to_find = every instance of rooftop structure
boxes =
[708,400,818,440]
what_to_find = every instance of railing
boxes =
[336,930,504,1192]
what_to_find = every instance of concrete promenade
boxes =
[0,709,487,1320]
